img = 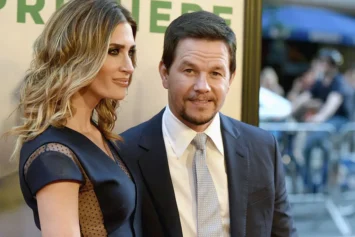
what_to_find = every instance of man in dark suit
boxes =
[119,11,297,237]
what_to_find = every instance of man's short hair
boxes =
[162,11,236,74]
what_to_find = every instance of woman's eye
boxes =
[108,48,119,55]
[129,49,135,58]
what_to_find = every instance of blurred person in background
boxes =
[260,67,291,141]
[260,66,285,96]
[292,48,352,192]
[287,68,316,103]
[7,0,141,236]
[287,58,325,103]
[288,68,321,121]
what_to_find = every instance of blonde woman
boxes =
[9,0,140,236]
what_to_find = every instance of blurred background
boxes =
[259,0,355,236]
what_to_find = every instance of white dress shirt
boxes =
[162,106,230,237]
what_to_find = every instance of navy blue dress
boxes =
[19,125,140,237]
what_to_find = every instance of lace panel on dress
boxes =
[109,143,132,180]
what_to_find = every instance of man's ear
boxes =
[159,61,169,89]
[228,72,236,89]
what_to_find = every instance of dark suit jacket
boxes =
[119,109,297,237]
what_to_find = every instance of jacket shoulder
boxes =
[221,114,275,147]
[120,120,149,142]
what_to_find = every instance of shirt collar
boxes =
[204,112,224,156]
[163,106,224,158]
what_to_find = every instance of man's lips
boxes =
[188,98,214,105]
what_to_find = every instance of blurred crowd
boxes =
[260,48,355,194]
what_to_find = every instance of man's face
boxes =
[159,38,235,131]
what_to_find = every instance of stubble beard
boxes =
[179,103,217,126]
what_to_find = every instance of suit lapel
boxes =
[137,110,183,237]
[220,114,249,237]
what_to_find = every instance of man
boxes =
[292,48,352,192]
[119,11,297,237]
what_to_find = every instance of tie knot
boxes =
[192,133,207,150]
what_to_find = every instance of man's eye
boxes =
[185,69,193,73]
[212,71,222,77]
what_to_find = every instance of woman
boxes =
[9,0,139,236]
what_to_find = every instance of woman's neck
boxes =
[66,89,101,134]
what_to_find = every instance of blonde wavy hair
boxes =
[8,0,137,158]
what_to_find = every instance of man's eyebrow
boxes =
[210,65,226,70]
[180,60,196,67]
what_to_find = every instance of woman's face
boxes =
[87,22,136,101]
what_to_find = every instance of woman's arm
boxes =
[36,182,81,237]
